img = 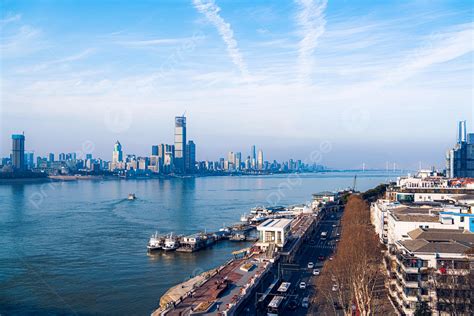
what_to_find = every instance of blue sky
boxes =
[0,0,473,169]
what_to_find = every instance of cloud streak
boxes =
[295,0,328,83]
[381,22,474,86]
[192,0,249,79]
[117,37,204,47]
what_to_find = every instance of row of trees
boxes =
[315,195,386,315]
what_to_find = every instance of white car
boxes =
[307,262,314,269]
[329,256,334,261]
[332,284,339,292]
[332,224,337,228]
[299,281,307,289]
[313,269,320,276]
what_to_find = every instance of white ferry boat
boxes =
[128,193,136,200]
[163,233,179,251]
[147,232,163,251]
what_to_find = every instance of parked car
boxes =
[287,300,298,310]
[318,255,325,261]
[299,281,307,289]
[313,269,320,276]
[329,256,334,261]
[302,297,310,308]
[332,284,339,292]
[307,262,314,269]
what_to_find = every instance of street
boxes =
[249,204,344,316]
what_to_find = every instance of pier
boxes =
[147,224,257,253]
[151,203,333,315]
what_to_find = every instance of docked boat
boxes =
[128,193,136,200]
[240,213,250,222]
[163,233,179,251]
[147,232,163,251]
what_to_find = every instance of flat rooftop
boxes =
[391,207,440,222]
[164,254,270,316]
[258,218,292,229]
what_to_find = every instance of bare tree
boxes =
[315,195,387,316]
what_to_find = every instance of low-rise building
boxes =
[256,218,292,251]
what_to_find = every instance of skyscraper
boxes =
[25,152,34,170]
[111,141,123,170]
[251,145,256,169]
[49,153,55,162]
[11,134,25,171]
[186,140,196,172]
[152,145,159,156]
[257,149,264,170]
[458,120,467,144]
[174,116,186,173]
[447,121,474,178]
[235,152,242,170]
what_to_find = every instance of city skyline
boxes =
[0,1,472,169]
[2,116,473,171]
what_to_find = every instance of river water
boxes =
[0,172,400,315]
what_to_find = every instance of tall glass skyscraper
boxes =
[11,134,25,171]
[186,140,196,172]
[174,116,186,173]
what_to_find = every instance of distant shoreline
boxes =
[0,169,408,184]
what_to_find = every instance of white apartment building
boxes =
[385,228,473,315]
[371,201,473,245]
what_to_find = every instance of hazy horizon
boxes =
[1,0,473,169]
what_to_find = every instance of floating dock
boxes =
[147,224,257,253]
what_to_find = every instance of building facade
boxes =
[446,121,474,178]
[11,134,25,170]
[174,116,186,173]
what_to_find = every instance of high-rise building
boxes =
[49,153,55,162]
[227,151,235,170]
[235,152,242,170]
[468,133,474,145]
[152,145,159,156]
[458,120,467,144]
[112,141,123,163]
[446,121,474,178]
[257,149,264,170]
[251,145,256,169]
[174,116,186,173]
[24,152,34,170]
[186,140,196,172]
[163,144,175,173]
[11,134,25,171]
[111,141,124,170]
[59,153,66,161]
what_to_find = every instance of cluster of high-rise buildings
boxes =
[446,120,474,178]
[371,171,474,315]
[109,116,196,175]
[1,115,324,177]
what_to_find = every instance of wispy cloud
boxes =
[295,0,327,83]
[0,13,21,27]
[15,48,95,73]
[192,0,249,79]
[381,22,474,86]
[117,37,204,47]
[0,25,43,57]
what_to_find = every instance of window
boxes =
[460,216,464,222]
